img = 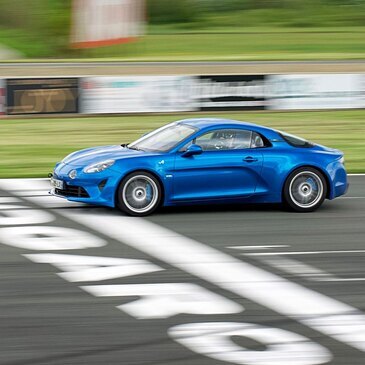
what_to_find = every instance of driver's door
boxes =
[171,129,263,202]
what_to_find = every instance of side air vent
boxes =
[98,179,107,191]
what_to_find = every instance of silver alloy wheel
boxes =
[122,175,159,214]
[289,171,324,209]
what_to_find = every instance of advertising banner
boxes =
[80,76,197,114]
[6,78,79,115]
[71,0,145,48]
[195,75,266,111]
[0,79,4,115]
[266,74,365,110]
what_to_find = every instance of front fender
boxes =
[111,157,173,207]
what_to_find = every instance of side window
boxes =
[251,132,265,148]
[193,129,252,151]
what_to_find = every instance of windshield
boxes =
[128,123,197,152]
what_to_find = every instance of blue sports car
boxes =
[51,118,348,216]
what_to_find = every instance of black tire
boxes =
[116,171,162,216]
[283,167,327,212]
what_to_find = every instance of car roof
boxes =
[176,118,275,135]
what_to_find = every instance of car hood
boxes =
[62,145,150,167]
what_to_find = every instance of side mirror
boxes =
[182,144,203,158]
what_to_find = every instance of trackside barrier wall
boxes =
[1,74,365,115]
[0,79,4,115]
[5,78,79,115]
[266,74,365,110]
[80,76,197,113]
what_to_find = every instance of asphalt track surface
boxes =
[0,175,364,365]
[1,61,365,77]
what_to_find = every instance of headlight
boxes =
[84,160,115,174]
[339,156,345,165]
[68,170,77,179]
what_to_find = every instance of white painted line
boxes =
[0,179,50,191]
[319,278,365,282]
[260,256,365,282]
[244,250,365,256]
[25,195,86,208]
[339,197,365,199]
[348,174,365,176]
[170,322,332,365]
[15,190,50,197]
[228,245,290,250]
[0,197,22,203]
[0,178,49,180]
[261,257,333,279]
[1,226,106,251]
[51,210,365,353]
[0,209,54,226]
[0,205,34,210]
[82,283,243,319]
[25,253,163,282]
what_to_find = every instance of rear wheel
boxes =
[117,172,162,216]
[283,167,327,212]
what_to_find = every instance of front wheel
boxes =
[117,172,162,216]
[283,167,327,212]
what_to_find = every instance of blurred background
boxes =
[0,0,364,178]
[0,0,365,60]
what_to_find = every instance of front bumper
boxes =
[50,162,121,208]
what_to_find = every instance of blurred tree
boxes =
[196,0,249,12]
[0,0,72,55]
[195,0,303,12]
[0,0,71,34]
[147,0,198,23]
[0,0,31,27]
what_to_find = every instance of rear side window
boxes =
[250,132,271,148]
[251,132,264,148]
[278,131,314,148]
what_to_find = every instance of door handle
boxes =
[243,156,258,163]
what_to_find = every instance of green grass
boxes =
[3,26,365,61]
[0,110,364,178]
